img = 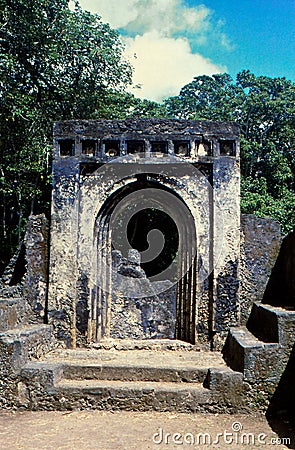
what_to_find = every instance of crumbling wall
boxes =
[263,230,295,308]
[0,215,54,409]
[240,214,282,324]
[111,250,176,339]
[0,214,50,327]
[23,214,49,322]
[0,245,25,299]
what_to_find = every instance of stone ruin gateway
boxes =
[49,119,240,348]
[0,118,295,419]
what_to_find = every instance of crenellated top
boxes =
[53,118,240,161]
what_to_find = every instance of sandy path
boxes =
[0,411,294,450]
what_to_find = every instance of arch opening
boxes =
[89,178,198,344]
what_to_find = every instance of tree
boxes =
[128,98,168,118]
[236,72,295,232]
[165,73,243,121]
[165,71,295,233]
[0,0,133,269]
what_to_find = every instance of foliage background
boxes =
[0,0,294,271]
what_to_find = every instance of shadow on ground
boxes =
[267,341,295,449]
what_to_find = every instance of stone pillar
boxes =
[213,156,241,348]
[47,145,80,347]
[23,214,49,322]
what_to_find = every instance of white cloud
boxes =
[78,0,138,29]
[125,32,225,101]
[76,0,231,101]
[78,0,212,36]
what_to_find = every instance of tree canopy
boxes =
[0,0,294,271]
[0,0,133,269]
[165,71,295,233]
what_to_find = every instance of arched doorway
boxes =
[89,177,198,344]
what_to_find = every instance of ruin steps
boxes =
[20,346,244,412]
[223,302,295,387]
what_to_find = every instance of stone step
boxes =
[0,298,28,331]
[247,302,295,348]
[20,347,245,412]
[222,326,280,382]
[91,338,202,352]
[53,379,212,412]
[62,363,207,383]
[42,348,227,383]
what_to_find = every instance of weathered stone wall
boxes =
[223,301,295,413]
[0,214,50,327]
[239,214,282,324]
[47,159,80,347]
[23,214,49,322]
[0,324,54,409]
[49,118,240,348]
[0,215,57,409]
[0,298,30,331]
[263,230,295,308]
[53,118,240,142]
[212,157,240,348]
[110,250,177,340]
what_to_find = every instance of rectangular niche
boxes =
[126,140,145,154]
[103,140,120,157]
[151,141,168,154]
[58,139,75,157]
[220,140,236,156]
[80,162,104,176]
[197,140,212,156]
[173,140,190,156]
[82,139,97,156]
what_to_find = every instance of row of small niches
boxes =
[57,138,236,158]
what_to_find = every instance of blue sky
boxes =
[76,0,295,101]
[193,0,295,82]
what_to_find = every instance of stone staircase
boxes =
[2,297,295,413]
[223,302,295,409]
[0,297,54,367]
[0,297,54,408]
[19,340,244,413]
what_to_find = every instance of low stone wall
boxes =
[223,301,295,412]
[239,215,282,324]
[0,324,54,409]
[263,230,295,308]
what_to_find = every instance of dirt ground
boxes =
[0,411,294,450]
